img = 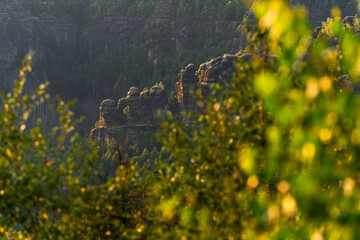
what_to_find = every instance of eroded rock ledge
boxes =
[90,53,240,144]
[90,13,360,145]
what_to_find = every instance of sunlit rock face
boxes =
[97,84,169,127]
[91,52,251,144]
[99,99,126,127]
[175,54,240,112]
[117,85,168,124]
[91,44,358,145]
[90,83,169,144]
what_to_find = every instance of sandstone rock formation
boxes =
[99,99,126,127]
[90,53,241,144]
[2,0,356,134]
[90,83,168,144]
[117,84,168,124]
[175,54,240,112]
[91,12,360,145]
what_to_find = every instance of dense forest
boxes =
[1,0,354,133]
[1,0,252,132]
[1,0,360,239]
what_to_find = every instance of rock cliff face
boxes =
[0,0,75,90]
[90,9,360,145]
[90,53,240,144]
[0,0,244,132]
[82,0,357,64]
[118,85,168,124]
[90,83,169,144]
[0,0,77,131]
[82,1,242,61]
[1,0,357,138]
[174,54,240,112]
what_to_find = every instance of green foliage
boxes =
[0,55,148,239]
[4,1,360,239]
[0,54,98,239]
[150,1,360,239]
[155,82,165,89]
[123,106,131,119]
[94,116,105,128]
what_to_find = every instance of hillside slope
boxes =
[0,0,357,133]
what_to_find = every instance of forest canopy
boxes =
[0,0,360,239]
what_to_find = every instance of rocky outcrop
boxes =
[89,125,154,146]
[175,54,241,112]
[3,0,355,134]
[1,0,356,144]
[175,63,198,112]
[90,53,241,144]
[118,85,168,124]
[91,12,360,145]
[199,54,239,86]
[90,83,168,144]
[0,0,245,132]
[99,99,126,127]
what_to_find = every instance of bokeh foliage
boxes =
[0,55,148,240]
[153,0,360,239]
[2,0,360,239]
